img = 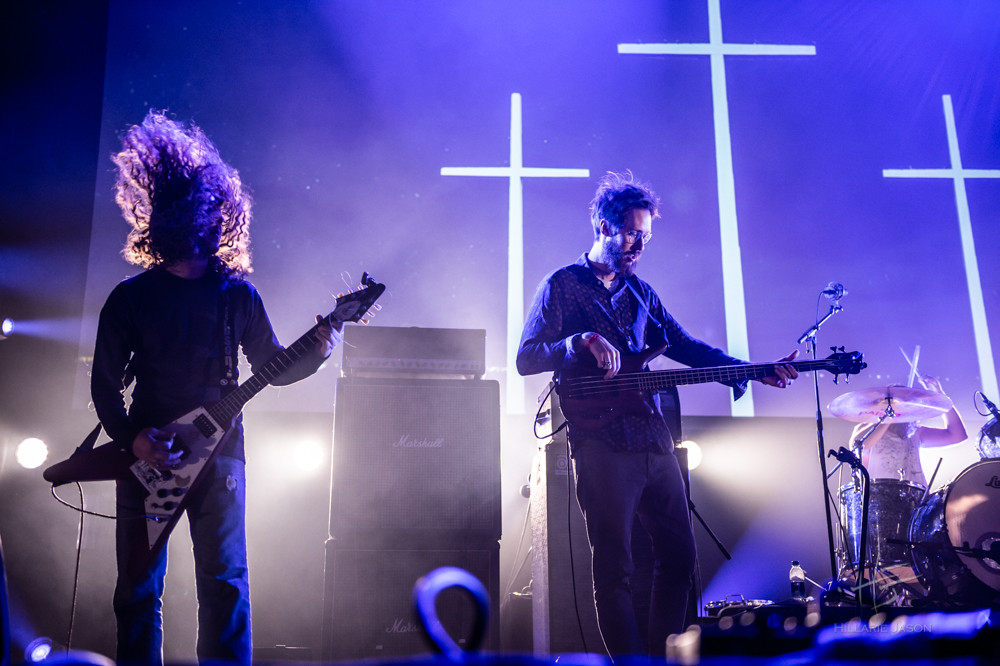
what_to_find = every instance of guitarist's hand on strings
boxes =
[760,350,799,389]
[132,427,183,471]
[577,332,620,380]
[314,314,345,359]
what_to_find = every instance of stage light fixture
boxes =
[676,440,702,470]
[25,637,52,663]
[293,440,323,471]
[16,438,48,469]
[0,317,12,339]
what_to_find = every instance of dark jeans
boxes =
[115,455,251,665]
[574,443,696,657]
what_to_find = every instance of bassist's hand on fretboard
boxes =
[759,349,800,389]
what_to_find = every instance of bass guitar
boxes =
[558,345,866,431]
[44,273,385,577]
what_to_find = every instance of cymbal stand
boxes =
[850,402,894,491]
[797,303,844,581]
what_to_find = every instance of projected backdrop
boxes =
[76,0,1000,421]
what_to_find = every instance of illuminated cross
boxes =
[442,93,589,414]
[618,0,815,417]
[884,94,1000,401]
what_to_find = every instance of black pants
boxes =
[574,443,696,656]
[114,455,252,665]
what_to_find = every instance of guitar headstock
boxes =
[824,347,866,385]
[327,272,386,325]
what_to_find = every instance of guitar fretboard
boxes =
[207,324,324,426]
[565,358,848,398]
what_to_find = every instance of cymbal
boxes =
[828,386,953,423]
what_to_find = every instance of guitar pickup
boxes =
[193,413,218,438]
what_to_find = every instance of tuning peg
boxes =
[361,318,370,325]
[833,374,840,385]
[838,346,845,353]
[336,292,345,299]
[373,304,382,311]
[845,375,851,384]
[830,346,838,353]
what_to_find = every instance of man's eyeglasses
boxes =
[622,230,652,245]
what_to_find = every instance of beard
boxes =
[603,238,639,277]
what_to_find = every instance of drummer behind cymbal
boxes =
[853,376,968,486]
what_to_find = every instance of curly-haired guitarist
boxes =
[92,111,340,664]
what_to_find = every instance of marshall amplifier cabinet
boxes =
[321,541,500,660]
[330,377,501,541]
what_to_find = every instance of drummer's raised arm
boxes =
[917,376,968,447]
[852,421,888,468]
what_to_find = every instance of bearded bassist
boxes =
[516,172,797,656]
[92,111,341,665]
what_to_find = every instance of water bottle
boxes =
[789,560,806,598]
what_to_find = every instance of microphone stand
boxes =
[797,303,843,581]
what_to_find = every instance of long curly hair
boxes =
[112,111,253,276]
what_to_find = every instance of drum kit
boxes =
[827,386,1000,608]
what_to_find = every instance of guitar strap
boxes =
[623,277,682,439]
[623,277,666,343]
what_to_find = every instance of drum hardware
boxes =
[826,388,951,606]
[823,385,1000,611]
[887,538,1000,565]
[839,479,926,573]
[919,458,943,505]
[828,394,896,582]
[828,446,870,614]
[906,459,1000,607]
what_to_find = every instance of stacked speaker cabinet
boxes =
[322,362,501,660]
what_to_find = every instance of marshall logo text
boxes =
[394,435,444,448]
[385,618,421,633]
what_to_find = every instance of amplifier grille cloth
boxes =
[333,382,499,533]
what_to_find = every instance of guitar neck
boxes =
[645,358,832,390]
[207,324,323,425]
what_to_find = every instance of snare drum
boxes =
[908,459,1000,605]
[838,479,925,571]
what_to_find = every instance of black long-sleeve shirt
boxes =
[517,254,747,453]
[91,266,325,460]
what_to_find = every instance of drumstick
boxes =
[920,457,943,504]
[901,346,921,388]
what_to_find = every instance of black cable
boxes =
[534,382,568,440]
[501,498,532,605]
[50,486,118,520]
[64,483,85,653]
[565,435,588,653]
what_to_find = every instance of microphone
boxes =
[822,282,847,303]
[981,392,1000,421]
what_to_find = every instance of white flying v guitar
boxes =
[44,273,385,578]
